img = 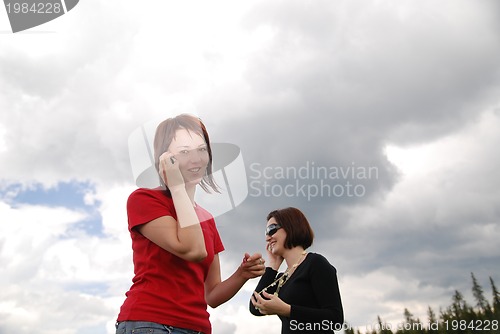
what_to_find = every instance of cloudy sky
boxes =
[1,0,500,333]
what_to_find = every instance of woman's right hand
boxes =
[158,152,185,190]
[266,242,284,270]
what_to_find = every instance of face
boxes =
[266,217,286,255]
[168,128,209,186]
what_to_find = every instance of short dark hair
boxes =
[267,207,314,249]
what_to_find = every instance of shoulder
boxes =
[127,188,175,215]
[306,252,337,273]
[128,187,171,203]
[126,188,177,228]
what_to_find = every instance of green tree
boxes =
[491,276,500,316]
[471,272,490,313]
[377,315,393,334]
[347,274,499,334]
[395,308,425,334]
[450,290,471,319]
[344,323,355,334]
[426,306,442,334]
[446,289,477,333]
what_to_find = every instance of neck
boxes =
[187,185,197,205]
[283,247,306,269]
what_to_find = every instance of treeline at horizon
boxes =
[346,273,500,334]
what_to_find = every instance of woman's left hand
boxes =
[252,291,291,317]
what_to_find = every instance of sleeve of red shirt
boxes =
[211,219,225,254]
[126,189,176,232]
[127,188,225,254]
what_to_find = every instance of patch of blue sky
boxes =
[63,213,106,238]
[0,181,105,237]
[65,281,110,296]
[76,324,107,334]
[1,181,95,209]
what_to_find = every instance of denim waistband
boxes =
[115,321,204,334]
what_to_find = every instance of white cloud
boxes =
[2,0,500,333]
[0,202,85,278]
[325,109,500,326]
[383,109,500,229]
[0,182,136,334]
[211,303,282,334]
[339,270,448,330]
[0,123,6,153]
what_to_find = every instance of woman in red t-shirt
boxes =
[116,114,265,334]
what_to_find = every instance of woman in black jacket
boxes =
[250,207,344,333]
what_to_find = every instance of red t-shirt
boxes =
[117,188,224,334]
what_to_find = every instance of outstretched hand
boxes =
[239,253,266,280]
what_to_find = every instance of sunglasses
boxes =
[265,223,282,237]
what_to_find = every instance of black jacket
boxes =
[250,253,344,333]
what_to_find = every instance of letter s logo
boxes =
[128,117,249,221]
[4,0,79,33]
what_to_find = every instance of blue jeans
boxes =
[116,321,204,334]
